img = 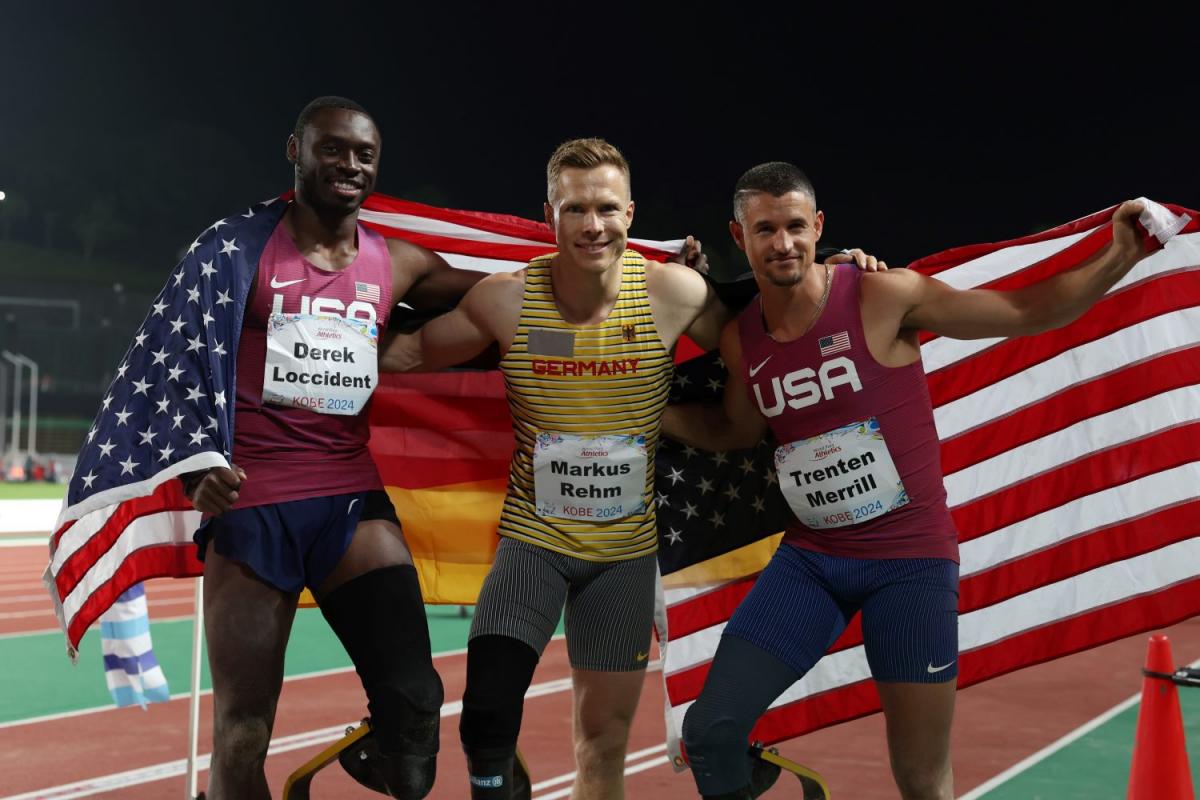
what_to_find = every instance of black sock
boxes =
[465,746,516,800]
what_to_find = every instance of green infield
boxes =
[0,482,68,500]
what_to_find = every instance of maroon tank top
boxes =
[232,214,394,508]
[737,264,958,561]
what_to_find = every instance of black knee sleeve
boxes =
[321,565,445,758]
[458,635,538,799]
[459,634,538,751]
[683,636,800,797]
[684,710,752,789]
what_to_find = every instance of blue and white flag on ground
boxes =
[99,583,170,708]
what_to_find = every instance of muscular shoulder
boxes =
[386,237,440,277]
[463,269,526,314]
[860,267,923,310]
[644,258,709,313]
[457,269,525,347]
[469,268,525,299]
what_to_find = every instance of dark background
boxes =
[2,3,1196,275]
[0,2,1197,444]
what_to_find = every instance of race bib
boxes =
[533,433,648,522]
[775,417,909,529]
[263,313,378,416]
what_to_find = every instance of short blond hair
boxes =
[546,138,631,200]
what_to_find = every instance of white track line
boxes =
[0,614,195,641]
[957,654,1200,800]
[3,656,663,799]
[530,743,669,797]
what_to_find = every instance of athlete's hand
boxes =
[185,466,247,515]
[670,235,709,275]
[825,248,887,272]
[1112,199,1148,258]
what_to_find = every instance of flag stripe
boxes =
[53,481,193,597]
[945,384,1196,506]
[920,231,1200,373]
[928,273,1200,414]
[960,497,1200,612]
[960,462,1200,579]
[67,542,201,648]
[949,421,1200,541]
[939,345,1200,476]
[907,208,1116,278]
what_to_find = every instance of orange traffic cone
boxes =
[1128,634,1194,799]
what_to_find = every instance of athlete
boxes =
[663,162,1152,800]
[379,140,882,800]
[184,96,484,800]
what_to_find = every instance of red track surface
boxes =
[4,544,1198,798]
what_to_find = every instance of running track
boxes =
[3,542,1197,798]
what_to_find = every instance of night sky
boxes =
[2,3,1197,280]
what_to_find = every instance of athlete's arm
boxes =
[416,272,522,371]
[662,321,769,451]
[378,331,423,373]
[387,238,488,310]
[887,200,1148,339]
[646,260,732,352]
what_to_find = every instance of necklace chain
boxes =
[798,263,834,338]
[762,263,834,342]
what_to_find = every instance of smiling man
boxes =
[182,96,487,800]
[386,138,728,799]
[663,162,1151,800]
[379,138,886,800]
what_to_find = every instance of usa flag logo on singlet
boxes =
[355,281,380,303]
[819,331,851,356]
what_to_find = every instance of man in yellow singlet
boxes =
[382,138,880,800]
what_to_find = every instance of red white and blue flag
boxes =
[45,190,1199,771]
[654,201,1200,758]
[43,193,681,653]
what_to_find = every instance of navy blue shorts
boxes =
[194,490,400,593]
[723,543,959,683]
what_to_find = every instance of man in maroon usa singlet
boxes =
[184,96,487,800]
[664,162,1153,800]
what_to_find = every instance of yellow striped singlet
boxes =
[498,250,674,561]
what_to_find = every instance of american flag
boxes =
[355,281,381,303]
[655,200,1200,759]
[44,191,681,653]
[818,330,851,357]
[44,197,288,653]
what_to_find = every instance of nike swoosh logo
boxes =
[748,355,773,377]
[635,651,649,662]
[926,661,955,674]
[270,276,305,289]
[347,498,359,515]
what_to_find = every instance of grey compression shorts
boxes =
[469,536,658,671]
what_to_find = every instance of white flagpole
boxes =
[185,576,205,799]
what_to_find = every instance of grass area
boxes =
[981,691,1200,798]
[0,483,67,500]
[0,603,493,723]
